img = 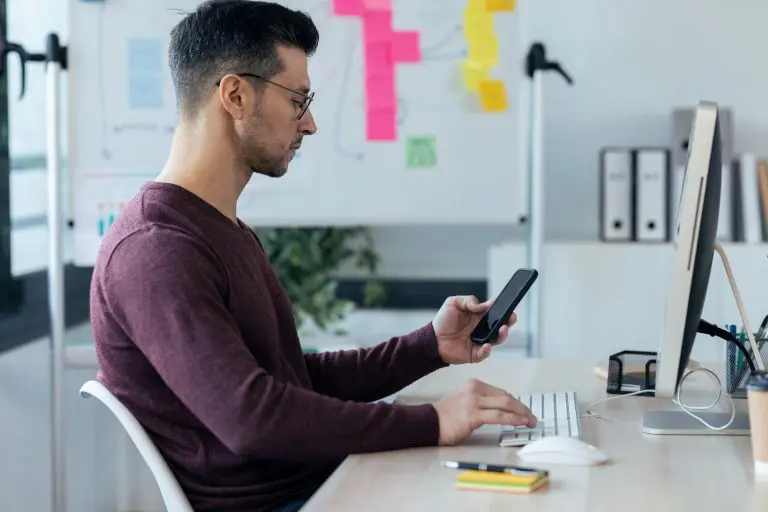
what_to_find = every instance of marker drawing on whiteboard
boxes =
[420,24,463,54]
[397,97,408,126]
[97,3,111,160]
[333,32,365,160]
[309,0,331,15]
[97,203,105,237]
[112,122,176,134]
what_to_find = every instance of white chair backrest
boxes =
[79,380,194,512]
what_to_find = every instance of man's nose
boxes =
[300,108,318,135]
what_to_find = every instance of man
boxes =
[89,1,537,511]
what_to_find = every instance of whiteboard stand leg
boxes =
[45,33,68,512]
[527,72,544,358]
[523,43,573,358]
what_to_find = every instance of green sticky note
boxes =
[406,136,437,168]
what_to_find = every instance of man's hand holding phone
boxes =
[431,268,538,365]
[431,295,517,365]
[428,268,540,445]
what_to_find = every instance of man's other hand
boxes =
[432,295,516,365]
[432,379,537,446]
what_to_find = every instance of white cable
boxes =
[585,366,735,430]
[584,388,653,422]
[584,244,753,427]
[714,242,765,371]
[672,367,736,430]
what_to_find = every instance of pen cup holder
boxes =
[606,350,657,397]
[725,337,768,398]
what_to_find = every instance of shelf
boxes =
[495,240,768,249]
[488,240,768,364]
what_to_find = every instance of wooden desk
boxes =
[302,357,768,511]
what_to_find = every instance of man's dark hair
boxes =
[168,0,319,116]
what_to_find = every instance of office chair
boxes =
[79,380,194,512]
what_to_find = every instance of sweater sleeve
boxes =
[303,324,448,402]
[100,225,440,460]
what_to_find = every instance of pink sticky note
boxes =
[364,42,392,71]
[333,0,363,15]
[366,73,396,109]
[392,31,421,63]
[363,0,393,10]
[367,108,396,140]
[363,11,393,43]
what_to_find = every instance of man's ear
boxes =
[218,74,248,120]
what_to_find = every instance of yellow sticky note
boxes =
[463,9,494,39]
[461,60,490,91]
[486,0,515,11]
[467,34,499,68]
[466,0,487,10]
[479,80,507,112]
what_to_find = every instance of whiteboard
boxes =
[68,0,529,266]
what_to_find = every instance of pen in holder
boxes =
[726,336,768,398]
[606,350,657,396]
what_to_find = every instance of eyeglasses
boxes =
[216,72,314,120]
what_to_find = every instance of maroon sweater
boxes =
[89,182,446,511]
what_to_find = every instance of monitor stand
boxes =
[641,410,750,435]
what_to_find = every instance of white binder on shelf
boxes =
[670,164,685,240]
[718,162,733,241]
[635,148,670,242]
[599,148,634,241]
[671,109,693,241]
[738,153,762,243]
[717,108,735,241]
[671,106,734,241]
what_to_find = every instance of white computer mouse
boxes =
[517,436,609,466]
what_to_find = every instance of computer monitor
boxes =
[642,101,750,435]
[655,101,721,398]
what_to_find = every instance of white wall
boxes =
[362,0,768,271]
[488,241,768,365]
[10,0,768,278]
[532,0,768,240]
[346,0,768,274]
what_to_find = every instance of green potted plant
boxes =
[255,226,387,336]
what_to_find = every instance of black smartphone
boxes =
[470,268,538,345]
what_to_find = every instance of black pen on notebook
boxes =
[441,460,547,476]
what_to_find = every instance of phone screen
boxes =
[472,269,537,341]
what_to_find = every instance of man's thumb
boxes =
[459,295,487,313]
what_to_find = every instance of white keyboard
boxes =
[499,391,582,447]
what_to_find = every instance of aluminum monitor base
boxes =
[642,410,750,435]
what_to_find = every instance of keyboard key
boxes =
[499,391,581,447]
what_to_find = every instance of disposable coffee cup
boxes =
[746,371,768,478]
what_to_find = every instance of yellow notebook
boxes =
[458,470,542,485]
[456,470,549,494]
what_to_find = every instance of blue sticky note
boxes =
[127,38,164,109]
[129,74,163,109]
[128,38,163,74]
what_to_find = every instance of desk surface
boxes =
[302,357,768,512]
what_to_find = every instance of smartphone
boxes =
[470,268,539,345]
